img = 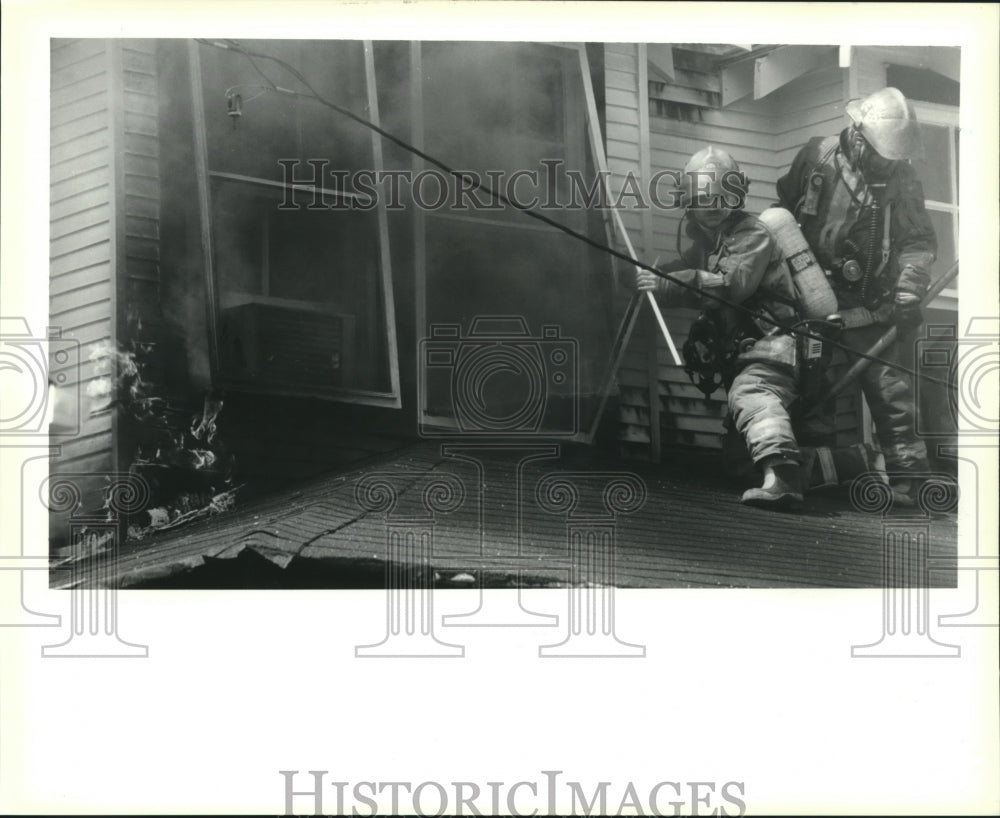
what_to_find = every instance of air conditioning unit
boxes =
[219,294,356,395]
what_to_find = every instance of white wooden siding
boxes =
[604,44,647,261]
[119,41,162,337]
[49,38,115,515]
[48,39,163,534]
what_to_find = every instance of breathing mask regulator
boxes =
[828,125,895,307]
[682,311,745,399]
[848,125,898,182]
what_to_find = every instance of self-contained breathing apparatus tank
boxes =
[757,207,843,411]
[756,207,839,320]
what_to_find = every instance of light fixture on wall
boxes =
[222,85,271,130]
[225,91,242,128]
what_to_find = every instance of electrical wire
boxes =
[193,38,957,391]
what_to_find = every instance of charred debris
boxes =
[90,338,241,541]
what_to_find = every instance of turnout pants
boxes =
[727,362,801,465]
[841,324,929,474]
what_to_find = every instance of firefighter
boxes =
[637,146,805,510]
[776,87,936,505]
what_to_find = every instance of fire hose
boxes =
[803,258,959,418]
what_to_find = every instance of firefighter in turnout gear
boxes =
[637,146,806,510]
[776,87,936,505]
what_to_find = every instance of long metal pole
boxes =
[806,260,959,416]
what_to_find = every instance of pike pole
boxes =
[804,259,960,417]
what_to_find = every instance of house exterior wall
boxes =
[50,39,117,520]
[52,40,612,507]
[119,41,162,357]
[49,40,165,534]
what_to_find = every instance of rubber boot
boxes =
[888,477,917,509]
[741,457,804,511]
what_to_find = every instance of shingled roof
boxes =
[51,440,958,589]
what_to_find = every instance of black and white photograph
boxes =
[1,2,997,815]
[39,37,967,590]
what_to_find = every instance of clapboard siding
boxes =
[50,94,111,132]
[119,40,162,342]
[604,43,646,263]
[854,49,888,97]
[50,146,112,185]
[50,167,112,204]
[605,49,639,75]
[50,241,112,278]
[51,38,106,69]
[51,111,109,148]
[771,65,847,174]
[50,203,112,241]
[607,70,642,93]
[50,261,113,295]
[650,116,778,152]
[47,43,121,542]
[48,39,163,543]
[50,221,114,259]
[50,74,109,110]
[50,281,113,318]
[125,111,158,138]
[608,138,640,163]
[50,38,115,521]
[606,104,640,127]
[607,121,641,145]
[50,127,109,165]
[51,189,111,224]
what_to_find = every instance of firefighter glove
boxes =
[891,291,924,330]
[635,267,660,292]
